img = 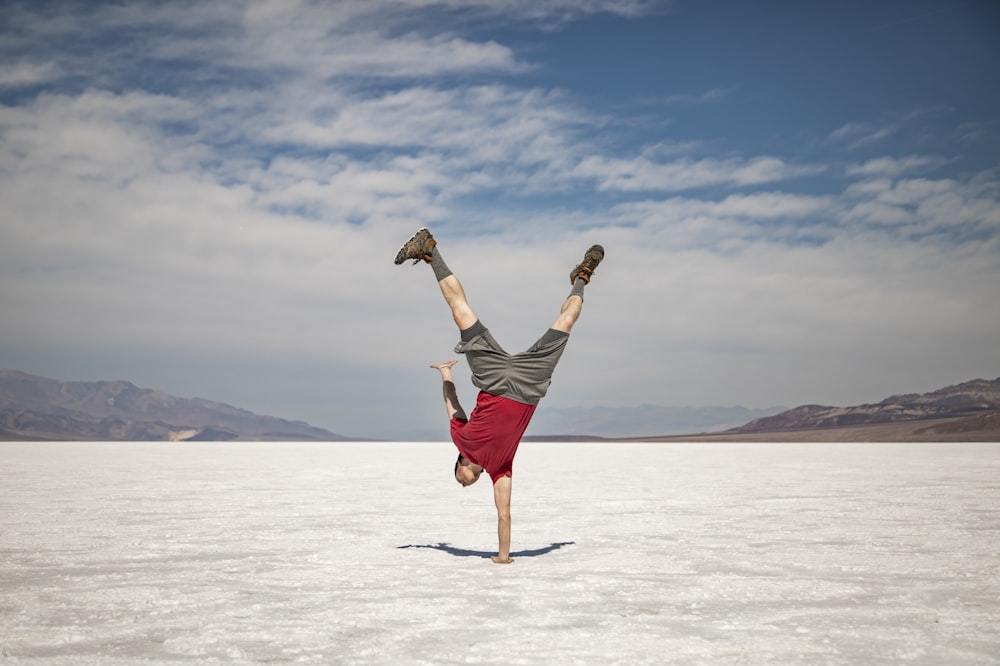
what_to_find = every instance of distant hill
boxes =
[730,378,1000,437]
[529,378,1000,442]
[0,369,350,441]
[615,411,1000,443]
[526,403,787,438]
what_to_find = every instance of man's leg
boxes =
[551,244,604,333]
[504,244,604,404]
[435,259,478,332]
[550,281,585,333]
[394,227,478,331]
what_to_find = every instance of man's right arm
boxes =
[431,361,467,421]
[492,475,513,564]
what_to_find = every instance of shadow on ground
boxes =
[398,541,575,559]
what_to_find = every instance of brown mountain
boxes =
[731,377,1000,435]
[0,369,350,441]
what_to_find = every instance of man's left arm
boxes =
[492,475,513,564]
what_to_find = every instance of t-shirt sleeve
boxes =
[489,466,512,484]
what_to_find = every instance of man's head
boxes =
[454,454,483,487]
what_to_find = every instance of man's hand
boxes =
[491,555,514,564]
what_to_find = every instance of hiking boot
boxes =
[394,227,437,265]
[570,244,605,284]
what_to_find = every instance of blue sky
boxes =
[1,0,998,439]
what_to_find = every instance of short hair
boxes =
[454,454,463,477]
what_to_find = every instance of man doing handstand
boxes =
[394,227,604,564]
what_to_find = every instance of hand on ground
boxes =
[490,555,514,564]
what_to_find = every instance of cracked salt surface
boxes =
[1,441,998,664]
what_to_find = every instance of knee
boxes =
[553,311,578,334]
[452,305,478,331]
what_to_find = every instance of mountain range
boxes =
[0,369,348,441]
[528,378,1000,442]
[526,403,787,439]
[2,369,998,441]
[732,377,1000,433]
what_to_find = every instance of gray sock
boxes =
[570,277,586,301]
[430,246,453,282]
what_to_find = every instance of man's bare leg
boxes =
[550,288,584,334]
[437,273,478,332]
[550,244,604,333]
[430,360,466,421]
[408,235,478,330]
[395,228,478,331]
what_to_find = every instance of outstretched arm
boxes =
[492,476,513,564]
[430,360,466,421]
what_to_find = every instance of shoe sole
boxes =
[571,244,605,283]
[394,227,432,265]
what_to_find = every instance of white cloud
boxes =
[846,156,939,177]
[829,122,895,150]
[223,26,523,79]
[396,0,665,21]
[842,174,1000,237]
[659,87,736,105]
[710,192,835,219]
[0,61,63,86]
[572,154,820,192]
[958,120,1000,145]
[259,86,578,158]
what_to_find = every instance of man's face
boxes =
[455,462,481,487]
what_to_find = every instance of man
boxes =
[394,227,604,564]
